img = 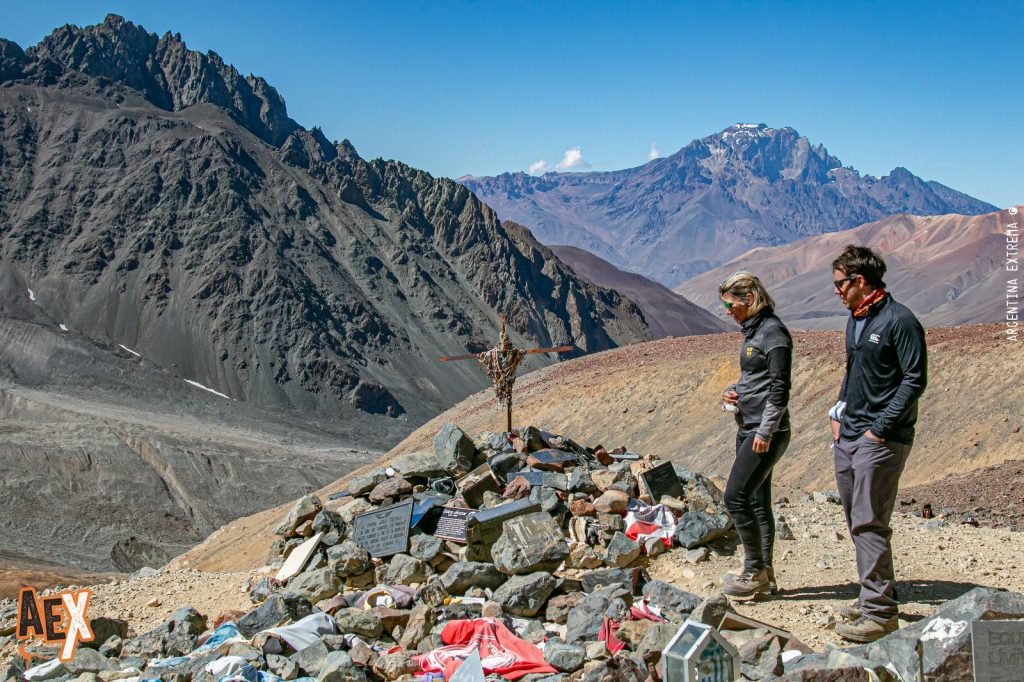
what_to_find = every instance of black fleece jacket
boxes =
[838,293,928,444]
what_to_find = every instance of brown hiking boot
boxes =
[722,569,770,601]
[835,615,898,642]
[837,600,862,622]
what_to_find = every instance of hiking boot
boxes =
[766,566,778,595]
[722,569,770,601]
[837,600,862,622]
[835,615,898,643]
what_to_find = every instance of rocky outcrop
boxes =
[0,16,651,428]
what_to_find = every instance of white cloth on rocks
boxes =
[205,655,250,678]
[261,611,336,651]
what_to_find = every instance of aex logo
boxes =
[15,587,94,664]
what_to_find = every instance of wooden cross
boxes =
[440,315,573,433]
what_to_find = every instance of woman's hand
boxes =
[722,389,739,406]
[753,435,770,453]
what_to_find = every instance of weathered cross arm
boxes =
[439,346,573,362]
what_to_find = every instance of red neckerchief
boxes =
[853,288,887,318]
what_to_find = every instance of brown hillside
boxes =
[677,208,1019,329]
[170,323,1021,574]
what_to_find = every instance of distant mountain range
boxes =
[460,124,997,287]
[0,15,653,430]
[677,208,1018,329]
[548,245,730,338]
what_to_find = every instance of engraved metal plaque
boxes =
[352,498,413,558]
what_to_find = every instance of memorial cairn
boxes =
[242,422,799,682]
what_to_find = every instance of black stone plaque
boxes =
[352,498,413,558]
[972,620,1024,681]
[508,471,545,486]
[529,449,578,465]
[640,461,685,502]
[435,506,474,542]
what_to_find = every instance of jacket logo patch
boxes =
[869,333,880,344]
[746,346,753,357]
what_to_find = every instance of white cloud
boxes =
[528,158,550,175]
[555,146,590,171]
[647,143,660,160]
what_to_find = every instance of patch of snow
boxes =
[27,288,35,301]
[59,324,69,332]
[184,379,233,400]
[118,344,141,358]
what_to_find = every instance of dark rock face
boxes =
[461,124,996,287]
[0,14,651,429]
[0,15,650,573]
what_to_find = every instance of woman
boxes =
[718,272,793,600]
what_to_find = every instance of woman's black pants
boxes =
[724,428,791,573]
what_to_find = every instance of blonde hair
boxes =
[718,272,775,317]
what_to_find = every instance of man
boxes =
[828,245,927,643]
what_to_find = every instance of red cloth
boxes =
[629,603,667,622]
[414,618,557,681]
[598,617,625,653]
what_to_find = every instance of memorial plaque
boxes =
[529,449,578,467]
[502,511,563,547]
[458,464,500,508]
[274,532,324,582]
[640,461,685,502]
[352,498,413,558]
[541,472,569,491]
[972,620,1024,682]
[508,471,545,487]
[465,498,541,561]
[435,506,474,542]
[410,494,451,530]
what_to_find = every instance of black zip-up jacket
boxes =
[730,309,793,438]
[838,293,927,444]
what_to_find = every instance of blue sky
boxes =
[3,1,1021,207]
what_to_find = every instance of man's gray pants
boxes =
[833,434,912,622]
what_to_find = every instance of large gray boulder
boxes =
[441,562,507,594]
[492,512,569,575]
[672,511,733,548]
[492,572,558,617]
[434,423,476,474]
[641,580,702,620]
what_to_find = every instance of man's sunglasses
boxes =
[833,275,857,291]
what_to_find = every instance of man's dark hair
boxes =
[832,244,887,288]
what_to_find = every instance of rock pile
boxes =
[251,423,743,680]
[9,423,1022,682]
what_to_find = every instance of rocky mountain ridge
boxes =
[0,15,653,429]
[460,123,997,286]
